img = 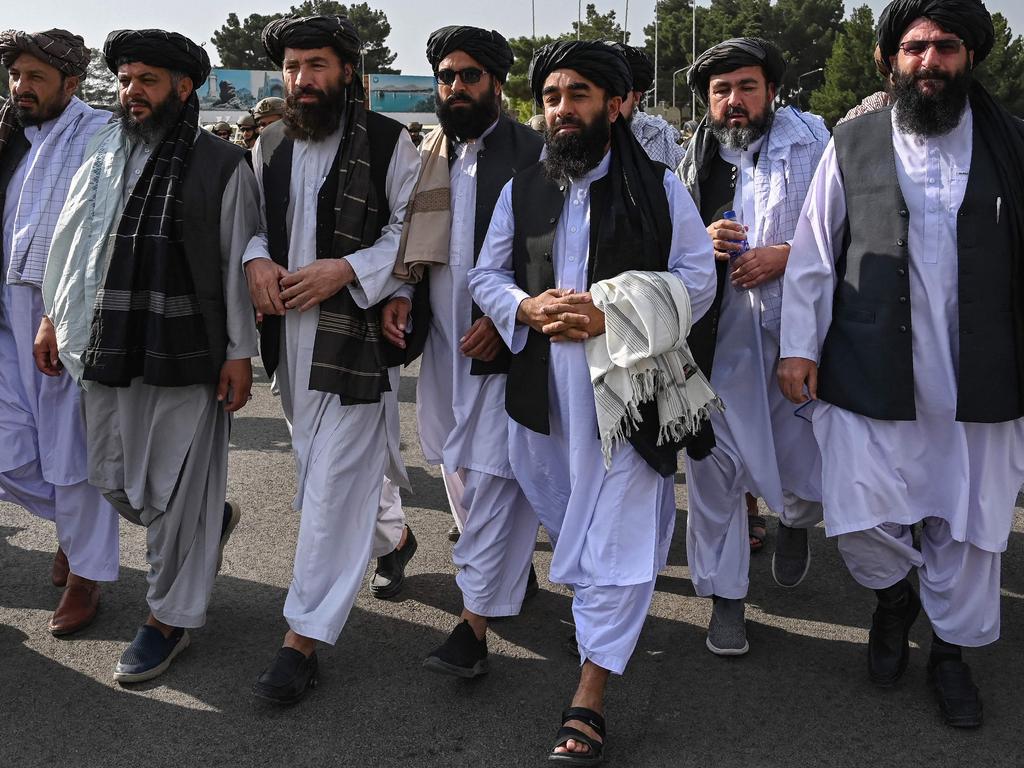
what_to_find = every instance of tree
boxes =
[504,34,557,117]
[571,4,627,42]
[767,0,844,100]
[211,1,399,74]
[976,13,1024,117]
[809,5,881,125]
[78,47,119,107]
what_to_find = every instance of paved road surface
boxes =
[2,362,1023,767]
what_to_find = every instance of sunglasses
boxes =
[436,67,485,86]
[898,38,964,56]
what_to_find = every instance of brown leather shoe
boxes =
[52,547,69,588]
[49,581,100,636]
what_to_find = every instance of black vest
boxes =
[821,107,1021,422]
[505,158,682,477]
[257,113,404,376]
[180,132,246,380]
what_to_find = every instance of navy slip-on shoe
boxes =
[114,625,190,684]
[253,647,318,705]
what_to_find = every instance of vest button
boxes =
[549,217,556,224]
[897,267,906,276]
[897,239,905,247]
[545,254,552,262]
[898,209,908,217]
[899,325,908,332]
[899,296,907,303]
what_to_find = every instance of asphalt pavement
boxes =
[2,361,1023,768]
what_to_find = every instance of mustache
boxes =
[14,93,38,102]
[725,106,749,118]
[913,67,952,82]
[553,116,582,130]
[293,84,326,98]
[446,93,473,105]
[127,98,152,109]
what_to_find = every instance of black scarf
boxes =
[305,81,391,403]
[82,91,211,387]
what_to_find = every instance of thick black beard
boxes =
[117,92,184,144]
[542,112,611,182]
[436,87,500,141]
[709,106,773,150]
[893,66,971,137]
[13,94,68,127]
[284,79,346,142]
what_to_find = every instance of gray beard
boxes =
[710,109,773,150]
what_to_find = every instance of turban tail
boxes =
[687,37,786,104]
[529,40,632,104]
[103,29,211,85]
[426,26,513,83]
[616,43,655,92]
[262,15,362,68]
[0,28,89,76]
[876,0,994,67]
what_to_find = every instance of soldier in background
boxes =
[251,96,285,133]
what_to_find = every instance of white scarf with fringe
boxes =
[586,270,723,467]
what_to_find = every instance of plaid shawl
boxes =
[81,92,213,387]
[306,80,392,402]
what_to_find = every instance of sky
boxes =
[4,0,1022,75]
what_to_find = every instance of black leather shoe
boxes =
[929,659,983,728]
[253,647,318,705]
[868,582,921,686]
[423,620,488,678]
[447,525,461,542]
[370,526,417,599]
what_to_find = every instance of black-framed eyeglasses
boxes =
[214,130,231,137]
[898,38,964,56]
[436,67,485,86]
[240,127,256,133]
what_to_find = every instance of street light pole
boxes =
[653,1,659,106]
[692,0,697,121]
[671,67,687,111]
[796,67,825,109]
[623,0,629,43]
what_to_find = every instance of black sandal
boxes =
[548,706,605,765]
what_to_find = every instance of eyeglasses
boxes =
[436,67,485,86]
[214,131,231,138]
[898,38,964,56]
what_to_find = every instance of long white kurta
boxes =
[78,133,261,628]
[781,106,1024,646]
[684,136,823,600]
[0,116,118,582]
[243,124,420,644]
[469,152,716,673]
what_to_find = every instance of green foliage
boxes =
[975,13,1024,117]
[211,1,399,74]
[78,48,119,106]
[570,4,627,42]
[809,5,881,125]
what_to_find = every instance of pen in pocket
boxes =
[996,196,1002,224]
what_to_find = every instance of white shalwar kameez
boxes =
[469,153,715,673]
[0,116,118,582]
[409,120,540,616]
[244,125,420,644]
[781,106,1024,647]
[684,136,823,600]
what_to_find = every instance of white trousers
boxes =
[685,447,823,599]
[376,475,406,557]
[836,518,1001,647]
[0,460,119,582]
[574,580,657,675]
[443,469,469,532]
[453,469,537,617]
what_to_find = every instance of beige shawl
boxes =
[393,127,452,283]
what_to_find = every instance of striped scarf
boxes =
[82,91,212,387]
[306,81,390,402]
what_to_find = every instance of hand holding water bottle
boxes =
[706,210,749,262]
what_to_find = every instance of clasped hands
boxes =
[244,257,355,322]
[518,288,605,342]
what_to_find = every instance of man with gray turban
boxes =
[41,28,260,684]
[676,36,829,658]
[379,24,544,683]
[780,0,1024,727]
[615,42,684,167]
[243,14,421,705]
[0,28,115,637]
[470,39,716,762]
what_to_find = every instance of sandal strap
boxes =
[552,726,604,757]
[560,706,606,737]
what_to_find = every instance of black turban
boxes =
[103,29,211,85]
[529,40,632,104]
[0,28,89,77]
[615,43,655,93]
[876,0,994,69]
[262,15,361,68]
[687,37,786,103]
[426,26,514,83]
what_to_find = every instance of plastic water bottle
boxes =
[722,210,750,292]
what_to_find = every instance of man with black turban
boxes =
[243,14,422,705]
[41,28,261,684]
[780,0,1024,727]
[379,24,544,682]
[614,42,684,167]
[470,39,716,762]
[0,28,116,638]
[675,36,829,658]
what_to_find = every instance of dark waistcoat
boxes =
[505,159,681,477]
[257,113,404,376]
[179,131,247,380]
[820,107,1021,422]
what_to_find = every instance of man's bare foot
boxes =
[284,629,316,657]
[554,661,608,755]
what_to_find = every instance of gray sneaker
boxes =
[772,523,811,588]
[706,597,749,656]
